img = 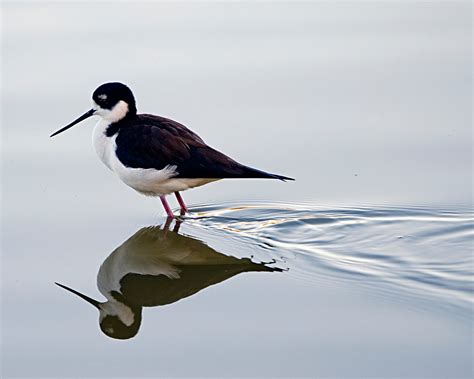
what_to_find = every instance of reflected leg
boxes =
[173,218,182,233]
[160,196,174,218]
[175,191,188,213]
[163,216,174,231]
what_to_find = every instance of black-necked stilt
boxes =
[55,224,282,339]
[50,82,294,217]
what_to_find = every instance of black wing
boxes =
[115,114,294,180]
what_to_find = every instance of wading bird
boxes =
[50,82,293,217]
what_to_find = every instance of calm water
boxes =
[2,2,472,378]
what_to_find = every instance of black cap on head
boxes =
[50,82,137,138]
[100,311,142,340]
[92,82,137,115]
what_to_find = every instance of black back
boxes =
[111,114,293,180]
[119,260,282,308]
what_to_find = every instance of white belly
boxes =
[92,120,218,196]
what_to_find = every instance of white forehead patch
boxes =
[98,94,107,101]
[94,100,129,122]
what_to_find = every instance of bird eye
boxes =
[98,94,107,101]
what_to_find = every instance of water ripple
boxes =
[184,202,473,317]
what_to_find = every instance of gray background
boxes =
[2,2,472,378]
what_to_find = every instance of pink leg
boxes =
[174,192,188,213]
[160,196,174,218]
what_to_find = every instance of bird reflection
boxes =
[56,221,283,340]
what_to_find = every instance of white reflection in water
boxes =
[56,221,283,340]
[56,202,472,342]
[187,202,473,317]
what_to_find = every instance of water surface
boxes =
[2,2,472,378]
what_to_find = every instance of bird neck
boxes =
[105,111,136,137]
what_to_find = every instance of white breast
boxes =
[92,119,115,170]
[92,120,218,196]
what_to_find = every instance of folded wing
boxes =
[115,114,294,180]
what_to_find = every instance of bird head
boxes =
[50,82,136,138]
[92,82,137,121]
[55,282,142,340]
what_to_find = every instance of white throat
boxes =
[95,100,129,123]
[100,300,135,326]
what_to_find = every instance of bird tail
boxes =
[266,172,295,181]
[241,166,295,181]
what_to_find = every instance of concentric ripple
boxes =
[181,202,473,317]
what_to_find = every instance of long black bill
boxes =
[55,282,101,309]
[50,108,96,138]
